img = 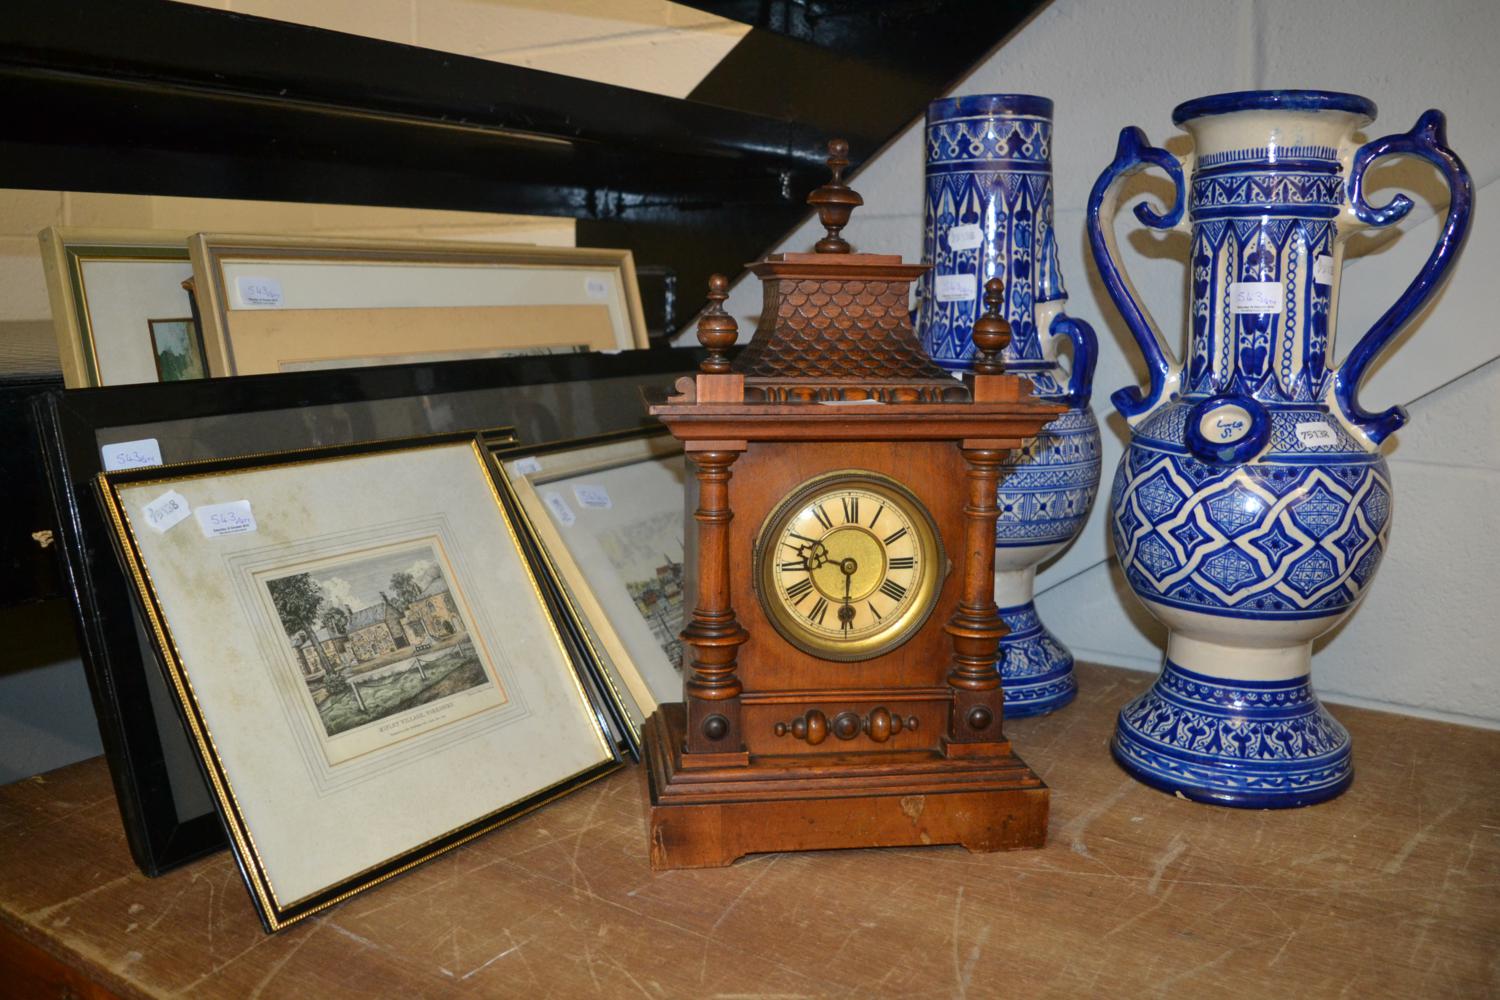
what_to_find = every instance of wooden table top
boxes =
[3,663,1497,999]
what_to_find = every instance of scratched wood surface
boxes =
[2,663,1497,999]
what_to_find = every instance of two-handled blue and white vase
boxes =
[1088,90,1473,807]
[915,94,1102,717]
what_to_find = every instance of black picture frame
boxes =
[35,348,703,877]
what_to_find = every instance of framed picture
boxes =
[189,233,649,376]
[97,434,620,931]
[501,429,688,738]
[36,348,705,878]
[38,227,203,388]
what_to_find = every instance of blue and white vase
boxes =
[1087,90,1473,807]
[915,94,1101,717]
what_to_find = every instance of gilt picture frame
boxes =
[38,227,202,388]
[500,429,688,741]
[189,233,649,376]
[97,434,619,931]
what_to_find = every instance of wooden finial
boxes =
[971,278,1011,375]
[807,138,864,254]
[696,274,737,373]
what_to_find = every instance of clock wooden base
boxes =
[644,704,1049,871]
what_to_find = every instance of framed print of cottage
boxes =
[97,433,619,931]
[501,430,687,738]
[39,227,204,388]
[188,233,649,376]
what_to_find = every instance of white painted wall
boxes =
[721,0,1500,725]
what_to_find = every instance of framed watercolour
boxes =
[38,227,204,388]
[36,348,705,877]
[98,434,619,931]
[188,233,649,376]
[501,430,687,739]
[146,318,206,381]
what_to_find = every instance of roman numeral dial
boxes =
[757,472,944,662]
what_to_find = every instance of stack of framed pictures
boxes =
[38,350,703,907]
[39,229,650,387]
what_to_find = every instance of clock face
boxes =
[755,471,945,662]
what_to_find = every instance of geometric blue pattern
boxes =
[1136,470,1186,521]
[995,402,1101,547]
[1112,659,1352,808]
[1204,484,1265,535]
[1290,483,1348,538]
[1111,401,1392,621]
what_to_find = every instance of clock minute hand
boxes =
[837,556,857,631]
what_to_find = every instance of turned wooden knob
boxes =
[696,274,737,373]
[775,708,828,745]
[807,138,864,254]
[972,277,1011,375]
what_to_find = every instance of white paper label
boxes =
[1229,281,1283,314]
[1295,421,1339,448]
[195,500,257,538]
[511,456,543,476]
[947,224,983,251]
[585,277,610,300]
[543,491,576,526]
[818,398,884,406]
[102,438,163,471]
[1313,254,1335,285]
[141,490,191,534]
[935,272,976,302]
[573,484,612,510]
[234,275,284,308]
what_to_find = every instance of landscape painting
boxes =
[147,318,206,381]
[263,542,500,745]
[599,511,685,670]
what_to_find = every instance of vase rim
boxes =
[1172,89,1377,126]
[928,93,1053,121]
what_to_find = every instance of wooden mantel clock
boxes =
[645,140,1065,870]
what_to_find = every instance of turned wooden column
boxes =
[942,445,1010,749]
[680,444,750,763]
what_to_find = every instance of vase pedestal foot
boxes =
[1110,650,1353,809]
[996,600,1077,718]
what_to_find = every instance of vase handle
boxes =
[1336,110,1474,446]
[1086,127,1188,423]
[1046,313,1097,407]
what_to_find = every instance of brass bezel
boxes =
[754,469,945,663]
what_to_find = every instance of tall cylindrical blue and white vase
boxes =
[915,94,1102,717]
